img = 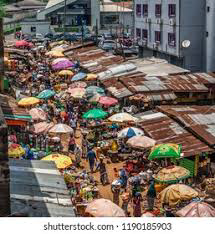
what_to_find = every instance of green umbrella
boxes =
[37,90,56,99]
[149,143,182,160]
[83,109,108,119]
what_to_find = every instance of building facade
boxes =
[37,0,100,29]
[134,0,206,72]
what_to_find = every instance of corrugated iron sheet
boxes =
[158,105,215,147]
[137,112,213,157]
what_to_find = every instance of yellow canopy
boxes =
[86,73,98,81]
[46,50,65,58]
[58,70,74,76]
[160,184,198,207]
[18,97,40,107]
[41,153,72,169]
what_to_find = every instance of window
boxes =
[168,33,176,46]
[168,4,176,17]
[142,29,148,40]
[136,4,141,17]
[142,4,148,17]
[136,28,141,39]
[155,4,161,17]
[155,31,161,43]
[31,26,36,33]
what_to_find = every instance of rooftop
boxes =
[158,105,215,147]
[136,111,214,158]
[10,160,75,217]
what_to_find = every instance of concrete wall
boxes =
[206,0,215,72]
[20,21,51,36]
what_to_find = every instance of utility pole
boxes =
[0,6,10,217]
[96,18,98,46]
[63,0,67,34]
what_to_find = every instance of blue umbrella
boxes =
[72,72,87,81]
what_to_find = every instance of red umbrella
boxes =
[15,40,29,47]
[98,96,118,107]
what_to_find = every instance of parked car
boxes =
[44,33,54,39]
[102,32,113,40]
[98,40,116,52]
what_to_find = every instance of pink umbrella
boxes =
[32,122,55,134]
[52,60,74,70]
[98,96,118,107]
[176,202,215,217]
[15,40,29,47]
[70,81,87,88]
[29,108,47,121]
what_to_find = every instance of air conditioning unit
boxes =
[147,18,151,23]
[169,18,176,26]
[143,18,147,23]
[156,18,163,24]
[142,40,147,46]
[153,42,159,49]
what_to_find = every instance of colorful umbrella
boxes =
[15,40,29,47]
[176,202,215,217]
[37,90,56,99]
[118,127,144,139]
[88,93,104,103]
[108,113,138,123]
[70,81,87,88]
[52,60,74,70]
[46,50,65,58]
[52,58,69,65]
[49,123,74,133]
[154,166,190,184]
[160,184,198,207]
[85,199,125,217]
[32,122,55,134]
[29,108,47,121]
[98,96,118,107]
[149,144,182,160]
[86,86,105,95]
[58,70,74,76]
[41,154,72,169]
[8,143,25,158]
[18,97,40,107]
[71,72,87,81]
[67,88,86,98]
[86,73,98,81]
[83,109,108,119]
[127,136,156,149]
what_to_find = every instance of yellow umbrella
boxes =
[8,144,25,158]
[86,73,98,81]
[18,97,40,107]
[58,70,74,76]
[46,50,65,58]
[41,153,72,169]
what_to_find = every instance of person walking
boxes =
[87,148,97,173]
[121,189,130,216]
[133,192,143,217]
[97,157,109,185]
[146,180,157,211]
[74,144,82,168]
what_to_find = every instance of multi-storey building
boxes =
[134,0,206,72]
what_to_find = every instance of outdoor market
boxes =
[3,38,215,218]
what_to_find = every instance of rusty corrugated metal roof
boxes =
[137,112,214,157]
[157,105,215,147]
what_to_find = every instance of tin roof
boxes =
[10,160,75,217]
[158,105,215,147]
[137,112,213,157]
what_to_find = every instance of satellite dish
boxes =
[182,40,191,48]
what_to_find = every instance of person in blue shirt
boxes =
[87,148,97,173]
